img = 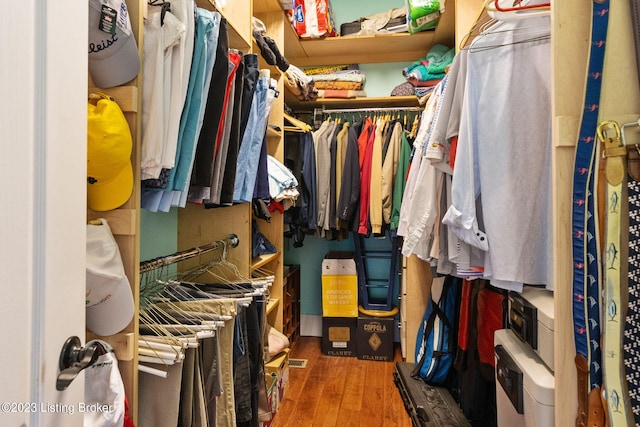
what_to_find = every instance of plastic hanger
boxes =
[485,0,550,22]
[493,0,550,13]
[148,0,172,26]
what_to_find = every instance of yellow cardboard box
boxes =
[321,252,358,317]
[265,348,289,404]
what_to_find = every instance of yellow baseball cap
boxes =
[87,93,133,211]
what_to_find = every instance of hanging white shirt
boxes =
[442,16,553,291]
[140,9,185,180]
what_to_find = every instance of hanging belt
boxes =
[598,121,632,426]
[571,2,609,426]
[631,0,640,81]
[623,122,640,425]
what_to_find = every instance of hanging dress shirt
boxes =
[442,16,553,291]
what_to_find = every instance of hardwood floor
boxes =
[271,337,413,427]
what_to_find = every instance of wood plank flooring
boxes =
[271,337,412,427]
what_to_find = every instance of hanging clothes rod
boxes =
[139,234,240,273]
[316,106,423,115]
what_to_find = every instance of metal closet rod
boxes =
[139,234,240,273]
[317,106,423,114]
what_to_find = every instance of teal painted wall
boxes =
[330,0,405,25]
[140,208,177,263]
[285,233,399,316]
[329,0,413,98]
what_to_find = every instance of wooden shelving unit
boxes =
[196,0,252,50]
[252,252,281,271]
[267,125,283,138]
[283,1,456,67]
[267,298,280,316]
[281,3,457,113]
[253,0,286,13]
[86,2,143,421]
[252,0,286,334]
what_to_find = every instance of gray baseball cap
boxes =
[88,0,140,88]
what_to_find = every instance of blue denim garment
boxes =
[252,132,270,200]
[171,9,221,193]
[233,76,269,203]
[220,54,260,205]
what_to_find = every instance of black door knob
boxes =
[56,336,99,391]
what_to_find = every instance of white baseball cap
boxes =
[88,0,140,88]
[84,340,126,426]
[86,219,135,336]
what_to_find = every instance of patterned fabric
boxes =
[571,1,609,393]
[625,177,640,424]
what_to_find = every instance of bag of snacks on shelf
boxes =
[288,0,337,39]
[406,0,443,34]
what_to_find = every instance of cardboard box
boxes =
[322,316,357,356]
[322,252,358,317]
[259,373,278,427]
[265,349,289,404]
[356,316,395,361]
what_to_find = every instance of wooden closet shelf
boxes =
[284,2,456,67]
[88,208,137,236]
[253,0,286,14]
[267,125,283,138]
[196,0,252,50]
[86,331,136,361]
[267,298,280,315]
[251,251,281,271]
[88,85,138,113]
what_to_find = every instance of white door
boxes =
[0,2,88,426]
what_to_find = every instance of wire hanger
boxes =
[137,235,241,376]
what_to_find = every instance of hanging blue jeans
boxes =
[233,76,269,203]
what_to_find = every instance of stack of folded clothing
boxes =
[308,68,367,99]
[284,64,319,101]
[390,43,454,100]
[402,43,454,87]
